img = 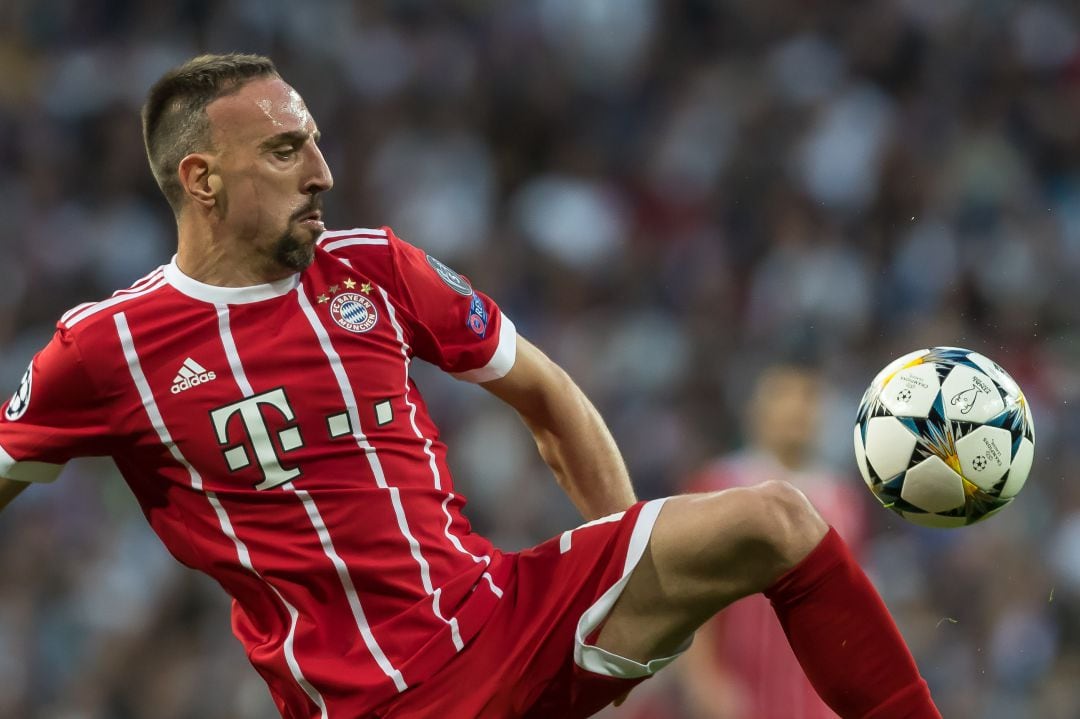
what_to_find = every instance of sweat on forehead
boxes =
[206,77,312,139]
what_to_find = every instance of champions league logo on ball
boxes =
[330,293,378,334]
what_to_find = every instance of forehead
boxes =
[755,368,820,402]
[205,76,315,145]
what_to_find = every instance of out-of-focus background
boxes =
[0,1,1077,717]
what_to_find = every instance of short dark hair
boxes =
[141,53,278,212]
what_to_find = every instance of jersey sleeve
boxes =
[0,327,111,482]
[386,229,517,383]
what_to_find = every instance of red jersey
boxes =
[0,227,519,718]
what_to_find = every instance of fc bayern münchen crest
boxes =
[329,292,378,334]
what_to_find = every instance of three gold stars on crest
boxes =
[318,278,372,303]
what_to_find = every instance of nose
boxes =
[303,141,334,195]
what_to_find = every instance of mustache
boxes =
[291,196,323,220]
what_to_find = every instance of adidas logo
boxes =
[171,357,217,394]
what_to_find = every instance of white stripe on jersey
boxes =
[60,302,96,326]
[316,227,387,246]
[205,491,330,719]
[114,312,200,489]
[66,276,168,328]
[430,588,462,650]
[62,268,165,325]
[439,493,501,589]
[217,303,409,692]
[115,311,329,716]
[216,306,254,394]
[294,287,463,663]
[321,236,390,253]
[481,572,504,599]
[378,288,444,492]
[114,267,166,294]
[295,484,431,670]
[60,268,164,325]
[379,286,504,599]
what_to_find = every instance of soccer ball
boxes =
[853,347,1035,528]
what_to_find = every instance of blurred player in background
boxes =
[677,361,869,719]
[0,54,939,718]
[597,361,869,719]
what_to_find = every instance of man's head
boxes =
[142,54,333,275]
[746,362,823,470]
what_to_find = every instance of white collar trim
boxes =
[164,256,300,304]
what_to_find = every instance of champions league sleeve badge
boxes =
[4,360,32,421]
[426,255,473,296]
[329,292,379,334]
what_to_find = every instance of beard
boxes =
[273,227,316,271]
[273,196,323,271]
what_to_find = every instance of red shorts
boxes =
[374,498,678,719]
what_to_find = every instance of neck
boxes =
[176,220,295,287]
[768,445,808,472]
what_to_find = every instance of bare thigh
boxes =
[595,484,827,663]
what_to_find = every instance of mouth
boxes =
[295,208,325,232]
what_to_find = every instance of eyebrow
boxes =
[259,129,321,150]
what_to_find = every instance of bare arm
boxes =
[482,336,636,520]
[0,478,29,513]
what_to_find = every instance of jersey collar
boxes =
[164,256,301,305]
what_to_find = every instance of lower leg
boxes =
[766,527,940,718]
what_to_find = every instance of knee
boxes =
[742,480,828,570]
[645,484,830,602]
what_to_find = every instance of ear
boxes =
[177,153,220,209]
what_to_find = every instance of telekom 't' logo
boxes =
[210,388,304,490]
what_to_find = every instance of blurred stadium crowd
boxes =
[1,0,1079,717]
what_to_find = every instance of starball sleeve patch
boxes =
[4,361,33,421]
[425,255,473,296]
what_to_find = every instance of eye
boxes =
[272,146,297,160]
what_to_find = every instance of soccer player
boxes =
[677,361,871,718]
[0,55,941,719]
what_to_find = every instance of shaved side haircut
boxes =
[142,53,278,213]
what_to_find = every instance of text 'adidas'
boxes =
[171,357,217,394]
